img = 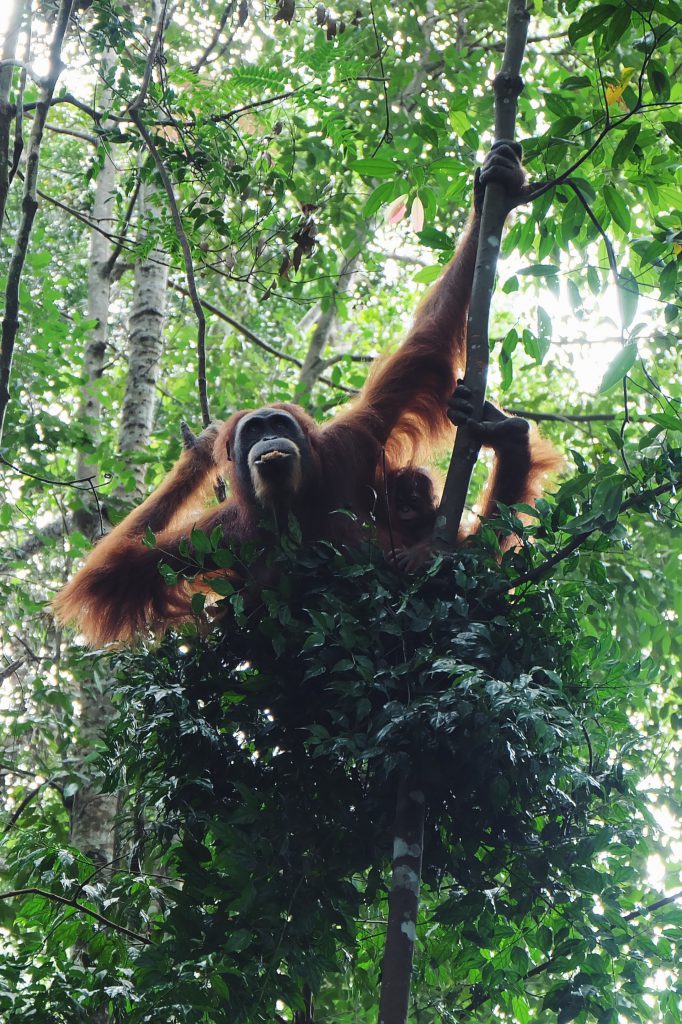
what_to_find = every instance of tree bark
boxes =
[117,181,169,492]
[434,0,530,547]
[293,245,361,405]
[377,779,425,1024]
[0,0,25,231]
[75,50,117,500]
[68,51,120,897]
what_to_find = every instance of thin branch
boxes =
[44,121,98,144]
[0,887,151,944]
[0,0,73,446]
[173,283,300,366]
[498,477,681,595]
[0,0,26,228]
[624,890,682,922]
[190,1,236,72]
[507,410,615,424]
[173,283,357,395]
[21,91,103,122]
[102,174,142,276]
[0,59,43,87]
[3,781,48,832]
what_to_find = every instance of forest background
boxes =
[0,0,680,1022]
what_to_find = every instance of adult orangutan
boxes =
[54,142,560,645]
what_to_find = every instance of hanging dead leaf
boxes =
[273,0,295,23]
[292,215,318,269]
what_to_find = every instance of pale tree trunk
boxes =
[0,0,24,230]
[293,245,361,404]
[69,52,119,884]
[117,180,169,491]
[75,51,117,502]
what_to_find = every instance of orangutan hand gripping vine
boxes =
[54,142,561,645]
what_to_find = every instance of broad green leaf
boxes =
[617,267,638,328]
[349,157,397,178]
[603,185,631,232]
[599,344,637,392]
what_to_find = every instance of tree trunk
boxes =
[117,181,169,491]
[0,0,24,230]
[75,50,117,501]
[69,50,118,888]
[294,245,361,404]
[377,778,425,1024]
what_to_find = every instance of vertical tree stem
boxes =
[0,0,25,231]
[434,0,530,547]
[377,778,425,1024]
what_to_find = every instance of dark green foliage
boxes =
[74,534,651,1022]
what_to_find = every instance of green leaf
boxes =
[664,121,682,149]
[412,265,442,284]
[518,264,559,277]
[592,477,624,521]
[568,3,617,44]
[599,344,637,392]
[349,157,397,179]
[612,123,640,167]
[190,527,213,554]
[417,226,452,250]
[603,185,630,232]
[191,593,206,615]
[362,181,398,218]
[617,267,638,328]
[449,110,470,139]
[210,577,235,597]
[659,260,678,299]
[647,60,671,101]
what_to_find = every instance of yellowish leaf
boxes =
[410,196,425,233]
[385,194,407,225]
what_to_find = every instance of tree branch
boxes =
[0,0,73,446]
[0,887,151,943]
[497,477,681,595]
[434,0,530,548]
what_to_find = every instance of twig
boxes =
[0,887,151,943]
[173,283,357,395]
[368,1,391,154]
[190,1,236,72]
[507,410,615,424]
